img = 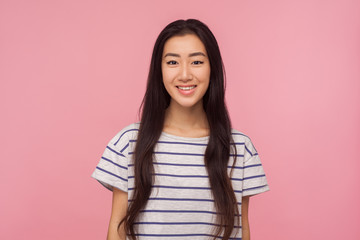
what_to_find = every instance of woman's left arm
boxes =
[241,196,250,240]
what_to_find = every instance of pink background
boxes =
[1,0,359,239]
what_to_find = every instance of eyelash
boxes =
[166,60,177,65]
[166,61,204,65]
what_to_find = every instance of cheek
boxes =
[162,68,176,83]
[161,69,173,92]
[196,67,211,82]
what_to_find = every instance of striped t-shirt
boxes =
[92,122,269,240]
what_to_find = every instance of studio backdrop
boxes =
[1,0,359,239]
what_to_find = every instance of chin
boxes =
[173,99,203,109]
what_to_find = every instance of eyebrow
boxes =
[163,52,206,58]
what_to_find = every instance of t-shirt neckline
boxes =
[161,131,209,142]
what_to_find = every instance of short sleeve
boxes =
[242,139,270,197]
[91,132,130,192]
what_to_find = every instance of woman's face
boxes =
[162,34,210,109]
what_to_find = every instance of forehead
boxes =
[162,34,207,56]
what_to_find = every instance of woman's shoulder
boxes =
[231,128,259,157]
[231,128,252,143]
[107,122,140,147]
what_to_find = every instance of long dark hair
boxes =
[120,19,239,239]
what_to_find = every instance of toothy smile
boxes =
[176,85,196,90]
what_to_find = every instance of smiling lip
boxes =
[176,85,197,95]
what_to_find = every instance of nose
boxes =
[178,64,193,82]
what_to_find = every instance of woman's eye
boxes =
[192,61,204,65]
[166,60,177,65]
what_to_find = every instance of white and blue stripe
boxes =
[92,122,269,239]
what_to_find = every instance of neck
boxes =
[163,100,209,137]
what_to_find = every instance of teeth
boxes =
[178,86,196,90]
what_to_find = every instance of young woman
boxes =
[92,19,269,240]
